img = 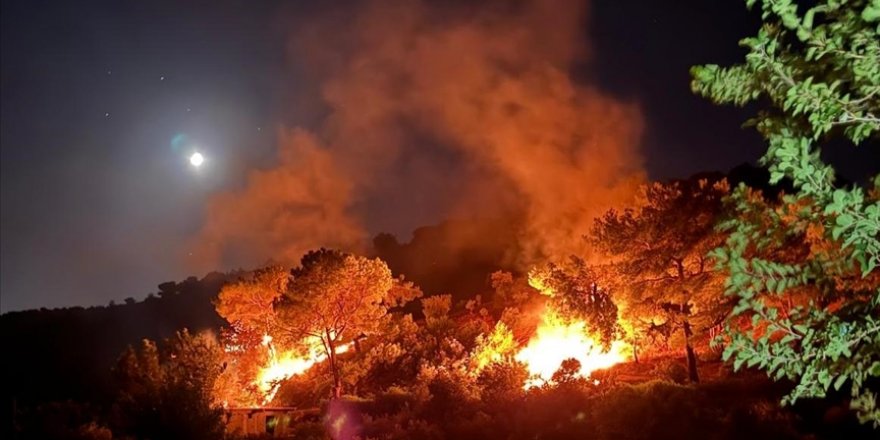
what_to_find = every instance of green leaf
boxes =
[833,374,848,391]
[863,4,880,22]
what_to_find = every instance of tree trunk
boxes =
[325,331,342,399]
[683,319,699,383]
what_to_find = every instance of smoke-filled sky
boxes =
[2,0,877,312]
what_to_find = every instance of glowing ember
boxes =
[254,335,350,404]
[515,308,626,387]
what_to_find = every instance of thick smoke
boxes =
[193,129,364,269]
[192,0,644,271]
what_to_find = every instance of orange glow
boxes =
[471,321,517,373]
[254,335,350,405]
[513,270,628,388]
[514,307,627,388]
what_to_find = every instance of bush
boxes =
[589,380,809,440]
[288,421,329,440]
[477,361,528,405]
[591,381,711,440]
[654,359,689,384]
[14,401,113,440]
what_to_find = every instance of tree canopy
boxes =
[691,0,880,425]
[216,265,289,338]
[590,177,732,382]
[528,257,620,349]
[276,249,400,398]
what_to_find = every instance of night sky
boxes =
[2,0,876,312]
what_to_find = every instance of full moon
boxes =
[189,152,205,167]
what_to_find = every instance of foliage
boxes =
[1,273,229,410]
[477,361,530,404]
[654,359,691,385]
[213,266,292,406]
[691,0,880,425]
[215,265,289,336]
[422,294,454,331]
[552,358,587,385]
[489,270,535,312]
[590,177,733,382]
[470,321,518,373]
[276,249,398,398]
[112,329,226,440]
[12,401,113,440]
[529,258,621,348]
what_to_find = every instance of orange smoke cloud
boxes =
[193,129,364,269]
[192,0,643,270]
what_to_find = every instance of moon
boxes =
[189,152,205,167]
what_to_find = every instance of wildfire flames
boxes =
[515,308,627,388]
[238,307,626,405]
[250,335,350,405]
[223,274,628,406]
[513,270,629,387]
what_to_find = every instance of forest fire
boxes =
[254,335,350,404]
[7,0,880,436]
[515,308,627,388]
[515,270,629,387]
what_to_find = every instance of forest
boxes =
[2,0,878,439]
[4,158,877,440]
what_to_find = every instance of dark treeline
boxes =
[1,274,229,415]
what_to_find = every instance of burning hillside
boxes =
[200,0,643,404]
[214,257,630,408]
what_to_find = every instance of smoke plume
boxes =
[192,0,644,271]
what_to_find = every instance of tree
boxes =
[215,265,289,336]
[691,0,880,425]
[113,330,225,440]
[477,360,529,404]
[213,265,292,406]
[528,257,621,349]
[276,249,396,398]
[590,177,732,382]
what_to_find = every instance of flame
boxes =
[509,269,628,387]
[514,308,627,388]
[254,335,350,404]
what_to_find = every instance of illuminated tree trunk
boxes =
[683,319,699,383]
[674,261,699,383]
[325,330,342,399]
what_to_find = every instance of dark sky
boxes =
[1,0,876,312]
